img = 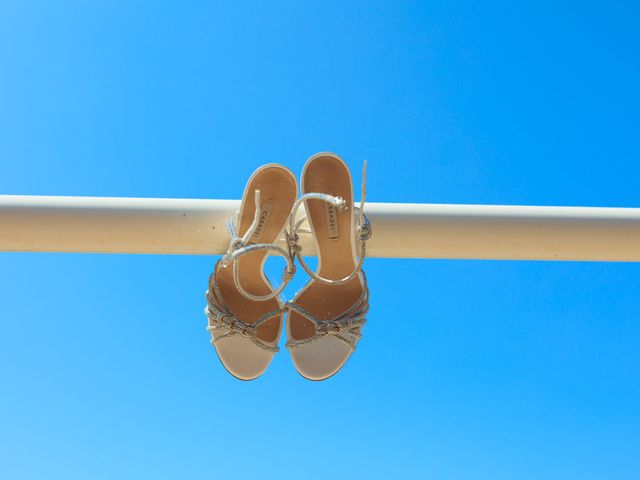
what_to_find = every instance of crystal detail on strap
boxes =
[205,263,285,353]
[286,272,369,352]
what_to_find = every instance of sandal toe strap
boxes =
[285,278,370,352]
[205,262,286,353]
[205,285,284,353]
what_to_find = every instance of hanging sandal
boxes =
[285,152,371,381]
[205,164,298,380]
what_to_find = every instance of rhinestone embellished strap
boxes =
[286,272,370,352]
[205,262,285,353]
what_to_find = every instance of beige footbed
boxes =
[288,154,364,379]
[215,165,297,344]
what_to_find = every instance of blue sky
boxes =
[1,1,639,479]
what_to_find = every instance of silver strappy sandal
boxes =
[285,153,371,381]
[205,164,298,380]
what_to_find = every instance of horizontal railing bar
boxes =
[1,195,640,261]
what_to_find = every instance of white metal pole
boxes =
[1,195,640,261]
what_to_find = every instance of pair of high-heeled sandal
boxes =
[205,152,371,381]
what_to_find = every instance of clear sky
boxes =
[1,2,639,479]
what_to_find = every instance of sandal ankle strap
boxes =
[220,189,296,302]
[286,161,372,286]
